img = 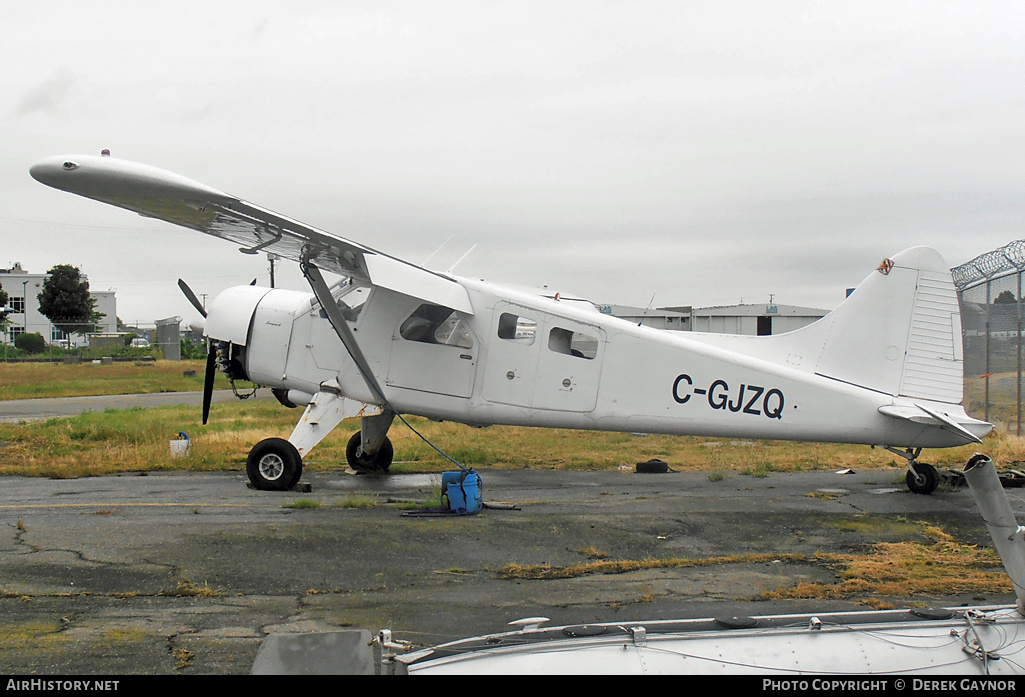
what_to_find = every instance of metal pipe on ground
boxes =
[963,453,1025,616]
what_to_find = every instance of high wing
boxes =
[29,154,473,315]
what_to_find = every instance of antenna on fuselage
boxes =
[641,292,657,326]
[446,244,477,275]
[422,235,454,268]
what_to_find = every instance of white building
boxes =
[0,263,117,347]
[602,301,827,336]
[596,304,692,331]
[690,303,827,336]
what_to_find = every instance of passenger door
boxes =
[481,304,541,408]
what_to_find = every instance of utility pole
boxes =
[268,253,277,288]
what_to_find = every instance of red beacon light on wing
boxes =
[101,149,110,157]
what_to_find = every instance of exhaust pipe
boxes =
[963,454,1025,615]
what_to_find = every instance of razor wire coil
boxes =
[953,239,1025,289]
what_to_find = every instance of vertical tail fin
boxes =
[697,247,965,404]
[812,247,964,403]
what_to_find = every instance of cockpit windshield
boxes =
[316,277,371,321]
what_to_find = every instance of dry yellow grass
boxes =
[499,553,807,580]
[497,521,1011,602]
[768,524,1010,600]
[2,396,1025,479]
[1,358,1024,478]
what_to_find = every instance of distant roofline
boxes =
[599,301,828,318]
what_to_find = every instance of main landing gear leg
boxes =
[245,387,388,490]
[347,410,396,474]
[886,447,939,495]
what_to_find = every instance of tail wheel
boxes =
[346,432,393,473]
[247,438,303,491]
[906,462,939,495]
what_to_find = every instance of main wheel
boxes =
[247,438,303,491]
[906,462,939,495]
[346,432,393,473]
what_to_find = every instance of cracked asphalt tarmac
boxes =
[1,465,1019,675]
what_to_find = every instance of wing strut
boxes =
[301,261,388,405]
[302,259,471,473]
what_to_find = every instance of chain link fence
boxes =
[953,240,1025,435]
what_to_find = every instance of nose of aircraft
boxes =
[29,156,72,189]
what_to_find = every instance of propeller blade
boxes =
[202,349,216,425]
[177,278,207,318]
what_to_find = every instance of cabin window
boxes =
[548,327,598,360]
[497,312,537,345]
[400,304,474,349]
[323,279,371,321]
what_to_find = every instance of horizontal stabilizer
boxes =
[878,404,984,444]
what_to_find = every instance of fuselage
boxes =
[206,276,987,450]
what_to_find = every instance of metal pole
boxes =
[986,278,992,424]
[1018,270,1023,436]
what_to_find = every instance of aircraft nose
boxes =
[29,156,75,189]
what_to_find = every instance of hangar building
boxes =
[602,302,827,336]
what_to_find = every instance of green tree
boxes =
[995,290,1017,304]
[15,332,46,354]
[37,264,104,336]
[180,337,207,359]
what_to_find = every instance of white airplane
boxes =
[30,153,992,495]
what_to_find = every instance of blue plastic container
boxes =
[442,470,482,515]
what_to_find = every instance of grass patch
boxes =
[497,521,1011,602]
[165,578,222,598]
[498,553,807,580]
[765,524,1009,601]
[283,499,322,510]
[576,546,610,560]
[174,647,195,671]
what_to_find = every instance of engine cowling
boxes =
[204,285,272,346]
[205,285,315,390]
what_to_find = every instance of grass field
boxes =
[0,359,230,400]
[0,359,1022,478]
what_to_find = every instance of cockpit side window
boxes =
[497,312,537,345]
[400,304,474,349]
[315,278,372,322]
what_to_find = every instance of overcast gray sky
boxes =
[3,1,1024,325]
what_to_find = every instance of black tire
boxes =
[346,432,393,473]
[636,459,669,474]
[906,462,939,495]
[247,438,303,491]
